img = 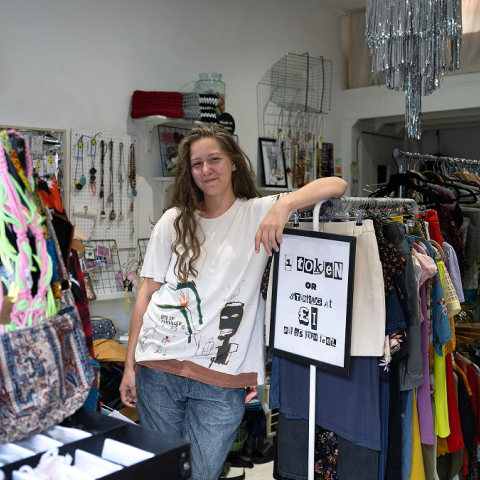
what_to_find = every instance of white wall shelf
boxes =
[94,292,136,302]
[134,116,202,154]
[152,176,175,183]
[258,187,293,195]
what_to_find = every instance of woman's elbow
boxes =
[330,177,347,198]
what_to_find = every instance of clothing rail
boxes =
[301,196,417,480]
[393,148,480,171]
[289,196,417,228]
[291,196,418,226]
[392,148,480,197]
[319,196,418,215]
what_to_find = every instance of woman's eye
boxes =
[192,162,202,168]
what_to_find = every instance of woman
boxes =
[120,124,346,479]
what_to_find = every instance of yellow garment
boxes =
[438,262,456,354]
[410,390,426,480]
[93,339,127,363]
[390,215,404,223]
[433,346,450,438]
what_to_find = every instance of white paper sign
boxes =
[270,229,355,376]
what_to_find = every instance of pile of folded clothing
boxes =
[131,90,220,122]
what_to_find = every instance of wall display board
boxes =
[69,129,138,249]
[269,228,356,376]
[0,125,66,203]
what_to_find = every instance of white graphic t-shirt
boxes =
[136,196,278,387]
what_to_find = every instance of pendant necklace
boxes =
[73,136,86,190]
[117,142,126,221]
[99,140,106,219]
[129,142,137,212]
[88,133,99,196]
[108,140,116,220]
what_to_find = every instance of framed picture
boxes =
[259,137,287,188]
[269,228,356,376]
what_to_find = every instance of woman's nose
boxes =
[202,162,211,174]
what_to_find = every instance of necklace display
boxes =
[117,142,126,221]
[108,140,116,220]
[73,137,86,190]
[69,129,138,252]
[99,140,106,219]
[129,143,137,212]
[88,134,98,196]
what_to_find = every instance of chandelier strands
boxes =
[365,0,463,139]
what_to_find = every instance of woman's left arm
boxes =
[254,176,347,255]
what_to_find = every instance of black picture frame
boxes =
[269,228,356,376]
[259,137,287,188]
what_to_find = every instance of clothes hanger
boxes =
[422,169,480,204]
[429,239,445,261]
[369,171,455,207]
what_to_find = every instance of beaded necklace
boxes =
[117,142,126,221]
[129,142,137,212]
[108,140,116,220]
[99,140,107,219]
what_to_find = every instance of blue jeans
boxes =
[136,366,246,480]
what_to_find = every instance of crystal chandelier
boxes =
[366,0,463,139]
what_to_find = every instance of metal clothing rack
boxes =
[392,148,480,198]
[393,148,480,172]
[297,196,418,480]
[290,196,418,227]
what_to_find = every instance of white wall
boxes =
[422,127,480,161]
[0,0,345,331]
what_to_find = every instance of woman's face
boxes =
[189,137,236,201]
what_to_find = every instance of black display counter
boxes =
[0,408,191,479]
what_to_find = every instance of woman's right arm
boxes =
[119,277,162,407]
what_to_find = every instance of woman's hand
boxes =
[119,277,161,408]
[254,177,347,255]
[255,200,290,255]
[119,366,138,408]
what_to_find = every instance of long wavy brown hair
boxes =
[167,124,261,280]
